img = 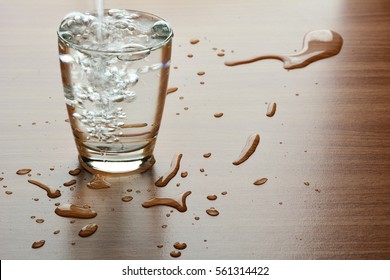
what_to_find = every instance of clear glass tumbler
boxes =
[57,9,173,175]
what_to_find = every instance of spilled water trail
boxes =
[225,30,343,70]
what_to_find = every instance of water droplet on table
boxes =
[121,195,133,202]
[16,169,31,175]
[253,178,268,185]
[170,251,181,258]
[68,168,82,176]
[173,242,187,250]
[155,153,183,187]
[232,134,260,165]
[225,30,343,70]
[79,223,98,237]
[55,203,97,219]
[266,102,277,117]
[63,179,77,187]
[32,240,45,249]
[142,191,191,212]
[28,179,61,198]
[87,174,111,189]
[206,208,219,216]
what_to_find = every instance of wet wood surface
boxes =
[1,0,390,259]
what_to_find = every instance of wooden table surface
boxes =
[1,0,390,260]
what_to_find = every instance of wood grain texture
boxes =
[0,0,390,259]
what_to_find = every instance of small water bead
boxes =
[266,102,277,117]
[16,169,31,175]
[55,203,97,219]
[167,87,178,94]
[190,39,200,44]
[207,195,217,201]
[69,168,82,176]
[63,179,77,187]
[173,242,187,250]
[170,251,181,258]
[253,178,268,186]
[121,195,133,202]
[32,240,45,249]
[206,208,219,216]
[79,223,98,237]
[232,134,260,165]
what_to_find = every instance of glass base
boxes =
[79,154,155,176]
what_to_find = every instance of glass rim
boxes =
[57,9,173,55]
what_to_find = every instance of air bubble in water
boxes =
[115,20,129,29]
[61,31,74,41]
[138,66,150,73]
[59,54,74,63]
[127,73,139,86]
[152,20,171,37]
[123,90,136,102]
[108,9,121,16]
[117,44,151,61]
[151,63,162,71]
